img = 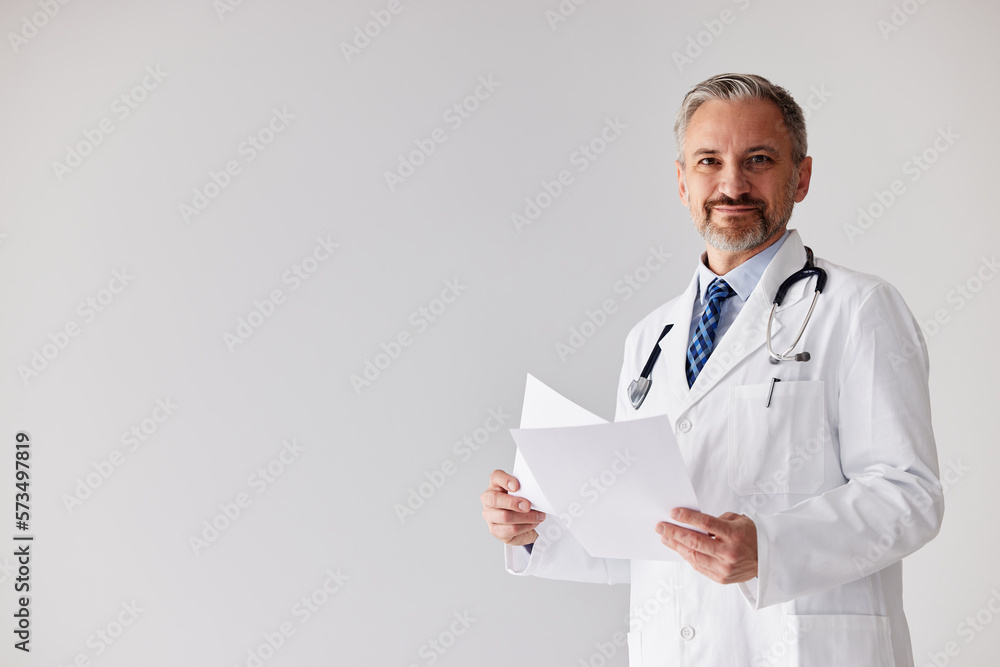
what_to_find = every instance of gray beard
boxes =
[689,173,798,253]
[699,216,777,252]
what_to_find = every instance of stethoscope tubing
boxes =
[766,287,820,363]
[628,247,827,409]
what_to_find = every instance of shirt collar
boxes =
[696,230,791,303]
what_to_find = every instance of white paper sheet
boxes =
[510,374,700,561]
[510,374,606,514]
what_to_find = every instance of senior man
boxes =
[481,73,943,666]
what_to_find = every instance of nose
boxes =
[718,162,751,199]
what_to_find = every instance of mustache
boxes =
[705,194,767,210]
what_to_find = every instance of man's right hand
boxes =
[481,469,546,547]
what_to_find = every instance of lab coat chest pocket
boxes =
[728,380,825,495]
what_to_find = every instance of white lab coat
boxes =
[505,230,943,666]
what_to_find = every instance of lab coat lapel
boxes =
[682,230,811,409]
[655,270,699,418]
[761,229,813,316]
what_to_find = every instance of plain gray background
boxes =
[1,1,997,665]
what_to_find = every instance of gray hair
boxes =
[674,73,807,166]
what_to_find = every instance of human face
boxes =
[676,99,812,254]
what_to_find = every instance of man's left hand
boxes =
[656,508,758,584]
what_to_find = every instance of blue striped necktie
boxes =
[686,278,735,388]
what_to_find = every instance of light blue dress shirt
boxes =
[686,230,790,348]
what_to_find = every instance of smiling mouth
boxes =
[711,206,759,215]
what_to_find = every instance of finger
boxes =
[482,507,546,526]
[657,522,721,558]
[489,521,540,541]
[658,525,727,575]
[662,535,727,582]
[669,508,729,537]
[659,521,756,583]
[489,469,520,493]
[657,521,705,542]
[480,490,536,513]
[664,533,754,585]
[502,528,539,547]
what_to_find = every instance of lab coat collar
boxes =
[694,230,790,305]
[759,229,812,314]
[657,229,811,413]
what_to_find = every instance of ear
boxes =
[676,160,689,206]
[793,156,812,203]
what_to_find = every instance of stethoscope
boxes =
[627,247,827,410]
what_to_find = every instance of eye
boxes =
[698,157,719,165]
[748,154,772,165]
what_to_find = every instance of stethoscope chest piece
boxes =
[628,323,673,410]
[628,377,652,409]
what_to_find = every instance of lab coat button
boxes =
[677,419,692,433]
[680,626,695,640]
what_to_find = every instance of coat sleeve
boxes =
[742,283,944,609]
[504,517,630,584]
